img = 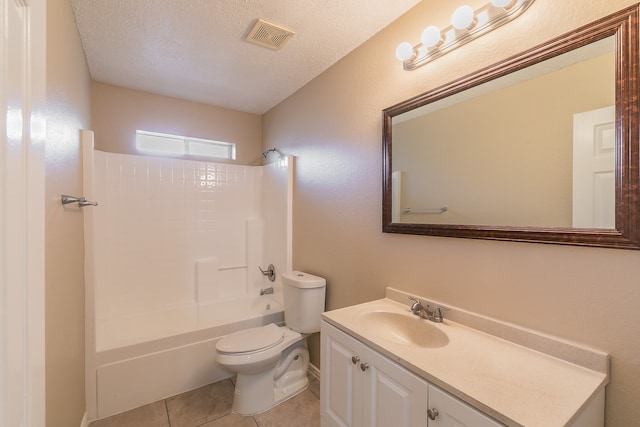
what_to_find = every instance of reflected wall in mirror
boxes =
[393,38,614,228]
[383,5,640,249]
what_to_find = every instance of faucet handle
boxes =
[408,296,418,306]
[408,295,423,305]
[408,296,428,314]
[432,306,449,323]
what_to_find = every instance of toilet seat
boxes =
[216,323,284,355]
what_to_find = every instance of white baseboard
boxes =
[80,412,89,427]
[308,362,320,381]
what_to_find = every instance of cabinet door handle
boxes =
[427,408,439,420]
[360,362,369,371]
[351,356,360,365]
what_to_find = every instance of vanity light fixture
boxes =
[396,0,535,70]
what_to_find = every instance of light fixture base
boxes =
[400,0,535,70]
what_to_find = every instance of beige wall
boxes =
[91,82,263,165]
[45,0,92,426]
[263,0,640,425]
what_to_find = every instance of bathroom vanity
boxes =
[320,288,608,427]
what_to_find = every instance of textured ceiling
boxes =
[71,0,421,115]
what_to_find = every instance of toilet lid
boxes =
[216,323,284,354]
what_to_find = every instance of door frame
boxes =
[1,0,47,425]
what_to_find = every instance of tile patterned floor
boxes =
[89,376,321,427]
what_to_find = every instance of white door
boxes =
[321,321,429,427]
[362,347,428,427]
[0,0,46,426]
[321,324,361,427]
[572,106,616,228]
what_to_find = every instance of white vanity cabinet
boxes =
[321,294,608,427]
[321,320,502,427]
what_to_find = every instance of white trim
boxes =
[286,156,294,272]
[79,413,89,427]
[308,362,320,382]
[1,0,46,426]
[82,131,98,421]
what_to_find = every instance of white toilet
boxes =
[215,271,326,415]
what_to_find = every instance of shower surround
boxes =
[82,132,292,420]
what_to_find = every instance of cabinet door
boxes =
[321,322,363,427]
[362,346,429,427]
[427,385,504,427]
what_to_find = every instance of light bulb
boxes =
[421,26,442,48]
[490,0,515,7]
[452,5,476,30]
[395,42,415,61]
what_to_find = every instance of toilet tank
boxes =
[282,271,326,333]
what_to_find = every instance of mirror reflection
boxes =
[391,37,615,228]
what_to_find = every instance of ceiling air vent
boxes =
[245,18,294,50]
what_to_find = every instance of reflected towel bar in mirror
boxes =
[403,207,448,214]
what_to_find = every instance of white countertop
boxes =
[321,289,608,427]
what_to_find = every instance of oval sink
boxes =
[361,311,449,348]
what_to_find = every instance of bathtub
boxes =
[89,294,284,420]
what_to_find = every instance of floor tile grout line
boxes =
[165,398,171,426]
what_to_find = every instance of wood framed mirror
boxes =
[382,4,640,249]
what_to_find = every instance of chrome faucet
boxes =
[408,296,444,323]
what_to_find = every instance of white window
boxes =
[135,130,236,160]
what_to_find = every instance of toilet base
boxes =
[232,340,310,415]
